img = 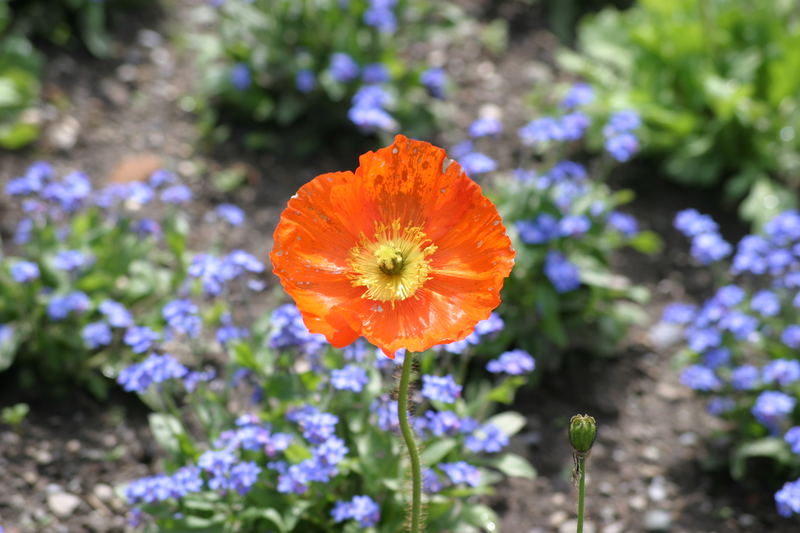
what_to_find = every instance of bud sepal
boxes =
[569,414,597,455]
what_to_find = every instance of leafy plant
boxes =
[450,83,659,370]
[665,208,800,519]
[0,163,198,397]
[117,301,537,531]
[7,0,155,57]
[0,1,42,149]
[0,402,29,430]
[560,0,800,225]
[189,0,466,153]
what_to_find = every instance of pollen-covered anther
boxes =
[348,219,437,303]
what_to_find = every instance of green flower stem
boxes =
[398,352,423,533]
[576,454,587,533]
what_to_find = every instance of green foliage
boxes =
[467,89,658,370]
[0,164,189,397]
[667,209,800,503]
[117,306,537,532]
[0,402,29,429]
[494,173,655,369]
[0,2,42,149]
[189,0,466,154]
[0,0,155,149]
[560,0,800,224]
[7,0,155,57]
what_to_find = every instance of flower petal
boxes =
[270,171,364,346]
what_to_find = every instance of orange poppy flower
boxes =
[270,134,515,357]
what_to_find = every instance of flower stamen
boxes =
[348,219,436,303]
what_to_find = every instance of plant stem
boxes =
[576,454,587,533]
[398,352,422,533]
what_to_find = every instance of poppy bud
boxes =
[569,414,597,454]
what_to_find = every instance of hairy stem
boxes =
[398,353,422,533]
[576,454,587,533]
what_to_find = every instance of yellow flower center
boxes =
[348,219,437,303]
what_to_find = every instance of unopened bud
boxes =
[569,414,597,454]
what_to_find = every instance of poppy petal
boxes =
[270,171,363,346]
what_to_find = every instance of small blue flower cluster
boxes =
[444,82,650,369]
[83,300,133,349]
[117,353,188,393]
[413,411,508,457]
[674,208,732,264]
[363,0,397,34]
[214,416,293,456]
[544,250,581,293]
[421,67,447,99]
[330,364,369,392]
[561,82,594,109]
[439,461,481,487]
[5,163,91,213]
[216,312,249,345]
[518,113,590,146]
[116,293,536,530]
[492,101,643,297]
[125,466,204,504]
[53,250,94,272]
[348,84,397,132]
[124,326,161,354]
[486,349,536,375]
[82,322,112,350]
[47,291,91,320]
[213,203,246,226]
[437,312,504,354]
[331,495,381,527]
[126,451,261,509]
[371,395,400,432]
[269,303,328,356]
[270,407,349,494]
[667,209,800,516]
[776,478,800,517]
[0,162,236,391]
[421,374,462,403]
[187,250,264,297]
[602,110,641,162]
[9,260,39,283]
[230,62,251,90]
[210,0,447,140]
[198,450,261,494]
[162,299,202,339]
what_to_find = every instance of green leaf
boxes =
[283,499,314,531]
[731,438,792,481]
[0,121,39,150]
[628,230,663,255]
[80,3,113,57]
[0,402,29,427]
[739,178,798,228]
[460,503,500,532]
[0,322,22,372]
[486,376,526,405]
[231,341,257,368]
[148,413,184,455]
[239,508,286,531]
[420,438,458,464]
[489,453,537,480]
[485,411,526,437]
[284,442,312,463]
